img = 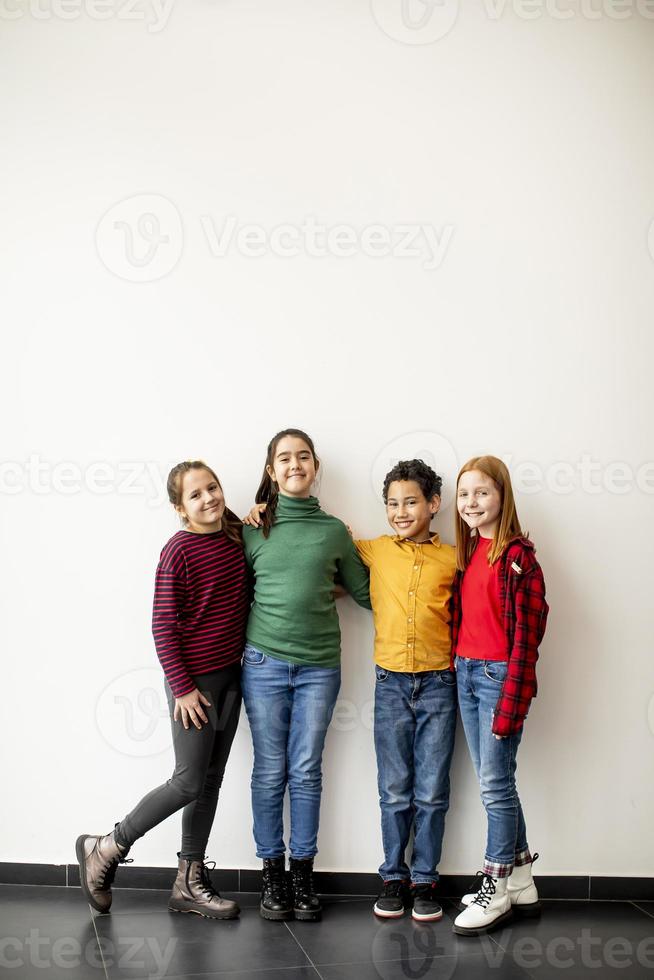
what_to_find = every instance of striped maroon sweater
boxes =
[152,529,249,698]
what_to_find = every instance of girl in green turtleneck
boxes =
[241,428,370,923]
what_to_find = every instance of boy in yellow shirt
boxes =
[354,459,456,923]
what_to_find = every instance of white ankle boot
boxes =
[506,856,540,914]
[460,854,540,915]
[453,874,512,935]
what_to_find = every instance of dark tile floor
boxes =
[1,884,653,980]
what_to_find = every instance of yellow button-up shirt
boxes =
[355,533,456,672]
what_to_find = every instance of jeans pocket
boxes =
[243,644,266,666]
[438,668,457,687]
[375,667,388,682]
[483,661,508,684]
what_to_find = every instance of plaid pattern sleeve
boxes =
[492,542,549,737]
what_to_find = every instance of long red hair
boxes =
[455,455,523,571]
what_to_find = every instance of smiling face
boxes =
[456,469,502,539]
[267,435,318,498]
[177,467,225,533]
[386,479,440,543]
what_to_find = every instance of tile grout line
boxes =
[165,967,321,980]
[283,921,325,980]
[89,907,110,980]
[631,900,654,920]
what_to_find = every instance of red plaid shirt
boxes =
[451,536,548,737]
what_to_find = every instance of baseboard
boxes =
[1,863,652,900]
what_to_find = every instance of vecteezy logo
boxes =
[370,431,459,513]
[371,925,455,980]
[371,0,459,44]
[96,668,172,757]
[95,194,183,282]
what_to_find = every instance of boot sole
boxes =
[452,908,514,936]
[512,901,542,917]
[168,903,239,920]
[75,835,111,914]
[294,908,322,921]
[260,905,294,921]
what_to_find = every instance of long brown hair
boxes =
[455,455,523,571]
[255,428,320,539]
[167,461,243,547]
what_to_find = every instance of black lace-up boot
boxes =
[260,857,293,920]
[289,857,322,921]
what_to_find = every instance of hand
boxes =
[493,734,506,740]
[345,523,354,539]
[242,502,267,527]
[333,584,348,599]
[174,689,212,730]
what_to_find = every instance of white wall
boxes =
[2,0,653,878]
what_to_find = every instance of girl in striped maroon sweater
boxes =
[76,461,249,920]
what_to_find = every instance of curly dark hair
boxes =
[382,459,443,504]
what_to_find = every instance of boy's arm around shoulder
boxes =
[334,521,372,610]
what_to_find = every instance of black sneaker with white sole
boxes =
[410,881,443,922]
[373,879,410,919]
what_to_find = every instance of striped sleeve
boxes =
[152,548,195,698]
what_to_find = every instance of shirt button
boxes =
[408,617,413,623]
[413,565,418,570]
[409,591,414,596]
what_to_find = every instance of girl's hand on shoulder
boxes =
[242,503,267,527]
[174,689,212,730]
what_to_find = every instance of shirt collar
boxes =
[392,532,441,548]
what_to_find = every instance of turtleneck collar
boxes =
[276,494,321,516]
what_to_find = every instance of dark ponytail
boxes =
[255,429,319,539]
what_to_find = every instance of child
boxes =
[353,459,457,923]
[241,428,371,922]
[451,456,548,936]
[76,461,249,919]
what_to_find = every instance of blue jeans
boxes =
[455,656,529,875]
[374,666,457,884]
[241,643,341,860]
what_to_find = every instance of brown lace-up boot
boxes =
[75,830,131,913]
[168,857,240,919]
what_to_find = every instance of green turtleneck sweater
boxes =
[242,494,371,667]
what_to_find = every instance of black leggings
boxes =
[114,663,241,861]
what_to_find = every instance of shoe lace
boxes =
[98,852,133,890]
[291,863,313,884]
[263,861,287,896]
[290,864,315,900]
[199,859,220,898]
[471,874,497,909]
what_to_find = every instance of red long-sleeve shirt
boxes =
[152,529,249,698]
[451,536,549,737]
